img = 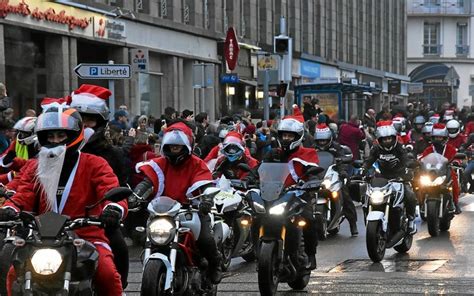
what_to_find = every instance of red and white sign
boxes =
[224,27,240,71]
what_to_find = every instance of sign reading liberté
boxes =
[74,64,131,79]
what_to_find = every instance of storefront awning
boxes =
[239,79,258,87]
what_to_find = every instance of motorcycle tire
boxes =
[440,215,451,232]
[221,243,233,271]
[394,234,413,253]
[426,200,440,237]
[141,260,169,296]
[257,241,279,296]
[366,220,386,263]
[315,213,328,241]
[0,242,14,295]
[288,272,310,290]
[327,224,340,235]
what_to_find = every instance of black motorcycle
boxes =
[249,163,323,296]
[0,187,131,295]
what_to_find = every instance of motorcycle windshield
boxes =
[371,177,389,188]
[318,151,334,174]
[420,152,449,173]
[258,163,290,201]
[36,212,68,239]
[148,196,181,215]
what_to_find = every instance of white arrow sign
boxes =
[74,64,131,79]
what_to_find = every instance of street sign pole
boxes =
[108,60,115,117]
[264,69,269,121]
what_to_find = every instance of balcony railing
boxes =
[423,44,443,55]
[408,0,471,15]
[456,44,470,55]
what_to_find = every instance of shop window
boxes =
[138,72,162,116]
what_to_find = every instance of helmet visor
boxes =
[161,130,191,154]
[35,110,81,133]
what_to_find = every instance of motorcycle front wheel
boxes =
[141,260,169,296]
[258,241,279,296]
[426,200,440,237]
[366,220,386,263]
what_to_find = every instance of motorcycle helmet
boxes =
[429,114,440,124]
[443,109,455,122]
[161,122,194,165]
[413,115,426,132]
[314,123,333,151]
[431,123,448,146]
[392,117,406,134]
[14,117,37,146]
[277,105,304,152]
[422,122,434,137]
[35,106,84,151]
[221,131,245,162]
[70,84,111,124]
[217,124,235,142]
[376,120,398,151]
[446,119,461,139]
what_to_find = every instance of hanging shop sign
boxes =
[0,0,91,30]
[94,17,126,41]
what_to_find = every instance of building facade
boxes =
[407,0,474,109]
[0,0,408,120]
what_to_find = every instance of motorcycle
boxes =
[315,151,345,240]
[418,152,460,237]
[364,173,413,263]
[139,187,226,296]
[0,187,132,295]
[249,162,323,296]
[213,176,255,270]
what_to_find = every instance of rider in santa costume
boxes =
[130,120,224,283]
[0,106,126,296]
[261,105,320,270]
[419,123,461,214]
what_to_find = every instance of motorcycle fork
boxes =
[168,221,180,293]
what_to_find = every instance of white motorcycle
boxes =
[140,188,228,296]
[213,176,255,270]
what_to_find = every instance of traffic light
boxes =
[277,83,288,97]
[274,36,290,55]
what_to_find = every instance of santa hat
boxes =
[282,104,304,123]
[41,97,70,111]
[432,123,448,137]
[70,84,111,118]
[222,131,245,151]
[161,122,194,155]
[375,120,396,138]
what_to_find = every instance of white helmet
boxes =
[446,119,461,139]
[277,105,305,152]
[13,117,37,145]
[376,121,397,151]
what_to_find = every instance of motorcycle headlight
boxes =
[30,249,63,275]
[269,202,287,215]
[370,190,386,205]
[322,179,331,190]
[253,201,266,214]
[433,176,446,186]
[148,218,175,245]
[420,175,432,186]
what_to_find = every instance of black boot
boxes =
[306,254,317,270]
[455,203,462,215]
[407,216,417,235]
[447,199,456,213]
[349,222,359,237]
[208,253,223,284]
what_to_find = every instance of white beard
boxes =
[36,145,67,211]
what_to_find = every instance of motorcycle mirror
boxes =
[454,153,467,160]
[104,187,134,203]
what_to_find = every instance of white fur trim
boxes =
[71,93,106,106]
[186,180,214,198]
[1,206,18,212]
[93,242,112,252]
[7,171,13,182]
[288,158,319,183]
[0,156,12,168]
[136,160,165,199]
[103,203,125,219]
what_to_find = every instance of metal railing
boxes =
[456,44,470,55]
[423,44,443,55]
[408,0,471,15]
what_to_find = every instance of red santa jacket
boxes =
[129,144,157,187]
[447,134,466,149]
[2,153,126,245]
[285,146,320,186]
[137,154,214,204]
[420,143,457,162]
[213,154,259,180]
[398,133,411,145]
